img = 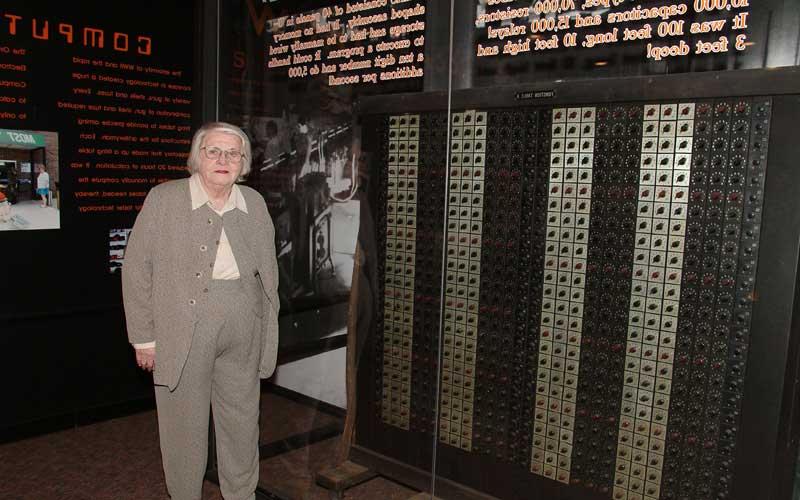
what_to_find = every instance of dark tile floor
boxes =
[0,392,417,500]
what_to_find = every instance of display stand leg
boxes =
[406,494,442,500]
[335,243,362,463]
[315,460,377,500]
[316,244,380,499]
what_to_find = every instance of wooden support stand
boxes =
[315,461,377,500]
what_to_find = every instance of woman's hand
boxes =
[135,347,155,372]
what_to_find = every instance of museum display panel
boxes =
[0,0,196,303]
[354,70,800,500]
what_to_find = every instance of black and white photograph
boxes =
[108,228,132,273]
[244,110,359,306]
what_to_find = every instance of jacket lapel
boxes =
[224,210,255,274]
[223,210,263,314]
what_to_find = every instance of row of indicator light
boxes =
[531,107,597,484]
[439,110,487,452]
[381,115,420,431]
[612,103,695,500]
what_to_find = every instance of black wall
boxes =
[0,0,211,437]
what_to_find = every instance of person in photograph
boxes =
[0,191,10,222]
[35,164,49,207]
[122,122,280,500]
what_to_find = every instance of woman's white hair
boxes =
[187,122,252,181]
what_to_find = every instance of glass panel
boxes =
[431,1,800,500]
[469,0,798,88]
[218,0,439,497]
[218,1,800,499]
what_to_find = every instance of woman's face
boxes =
[197,131,244,190]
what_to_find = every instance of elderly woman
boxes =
[122,122,279,500]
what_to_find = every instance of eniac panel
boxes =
[354,69,800,500]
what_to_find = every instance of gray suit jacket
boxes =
[122,178,280,390]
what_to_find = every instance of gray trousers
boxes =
[155,279,260,500]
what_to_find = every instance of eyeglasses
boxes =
[201,146,244,162]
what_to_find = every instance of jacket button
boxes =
[203,288,209,293]
[200,245,207,251]
[208,218,213,224]
[195,272,202,278]
[189,299,196,306]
